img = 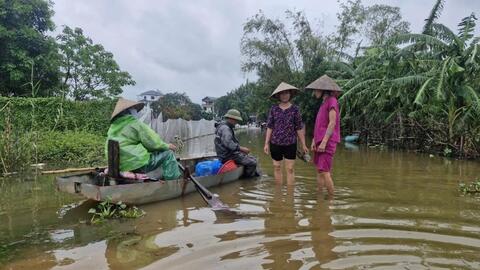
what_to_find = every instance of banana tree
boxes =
[389,13,480,146]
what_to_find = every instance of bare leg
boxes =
[273,160,283,184]
[324,172,335,197]
[317,171,325,193]
[284,159,295,185]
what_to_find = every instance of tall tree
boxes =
[332,0,365,56]
[57,26,135,100]
[0,0,60,96]
[363,5,410,46]
[151,92,203,121]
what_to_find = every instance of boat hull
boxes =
[56,167,244,205]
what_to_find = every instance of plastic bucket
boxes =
[218,160,237,174]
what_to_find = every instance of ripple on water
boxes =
[3,136,480,269]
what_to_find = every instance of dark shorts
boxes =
[270,143,297,161]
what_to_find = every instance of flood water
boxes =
[1,129,480,269]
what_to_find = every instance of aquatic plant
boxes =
[458,179,480,194]
[88,198,145,224]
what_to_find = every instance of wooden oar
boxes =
[177,163,229,211]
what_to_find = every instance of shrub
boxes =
[35,130,106,166]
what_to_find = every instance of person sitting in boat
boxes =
[105,98,181,180]
[214,109,259,178]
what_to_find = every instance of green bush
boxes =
[0,97,115,135]
[35,130,106,166]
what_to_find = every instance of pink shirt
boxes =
[314,96,341,144]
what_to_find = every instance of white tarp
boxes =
[139,106,216,159]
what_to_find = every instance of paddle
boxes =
[177,163,229,211]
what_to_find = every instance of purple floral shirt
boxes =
[267,104,303,145]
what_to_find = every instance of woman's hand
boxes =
[302,144,309,154]
[317,141,327,152]
[169,144,177,151]
[264,144,270,155]
[310,140,316,152]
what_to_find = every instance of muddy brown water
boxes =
[1,129,480,269]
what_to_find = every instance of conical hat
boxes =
[305,75,342,92]
[270,82,299,98]
[111,98,145,120]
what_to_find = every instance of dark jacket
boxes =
[214,121,240,161]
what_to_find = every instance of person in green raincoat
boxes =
[105,98,181,180]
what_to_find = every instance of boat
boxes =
[55,157,244,205]
[344,134,359,143]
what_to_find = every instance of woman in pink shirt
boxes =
[306,75,342,197]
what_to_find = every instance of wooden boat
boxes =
[55,157,244,205]
[344,134,360,143]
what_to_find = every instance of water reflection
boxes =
[262,186,303,269]
[2,130,480,269]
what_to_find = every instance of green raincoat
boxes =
[105,115,181,180]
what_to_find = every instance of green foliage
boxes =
[0,0,60,96]
[0,97,112,172]
[56,26,136,100]
[363,5,410,45]
[151,92,204,121]
[423,0,445,34]
[0,103,33,173]
[88,198,145,225]
[443,147,453,157]
[459,179,480,194]
[333,0,366,54]
[226,1,480,158]
[216,83,264,122]
[35,130,105,165]
[0,1,133,99]
[0,97,115,134]
[201,111,215,120]
[1,129,105,173]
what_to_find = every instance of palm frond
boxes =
[396,43,421,58]
[423,0,445,34]
[471,37,480,46]
[435,57,450,100]
[431,23,461,46]
[463,85,480,111]
[391,75,428,88]
[324,61,355,76]
[466,44,479,65]
[414,77,434,105]
[388,33,449,52]
[458,13,477,44]
[354,55,377,73]
[341,79,382,100]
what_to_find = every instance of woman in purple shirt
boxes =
[264,82,309,185]
[306,75,342,197]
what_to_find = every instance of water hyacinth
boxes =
[458,179,480,194]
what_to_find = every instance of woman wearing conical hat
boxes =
[105,98,181,180]
[306,75,342,197]
[264,82,309,185]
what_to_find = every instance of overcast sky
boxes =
[52,0,479,103]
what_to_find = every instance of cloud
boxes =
[51,0,479,103]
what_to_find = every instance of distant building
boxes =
[137,90,164,106]
[202,96,217,114]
